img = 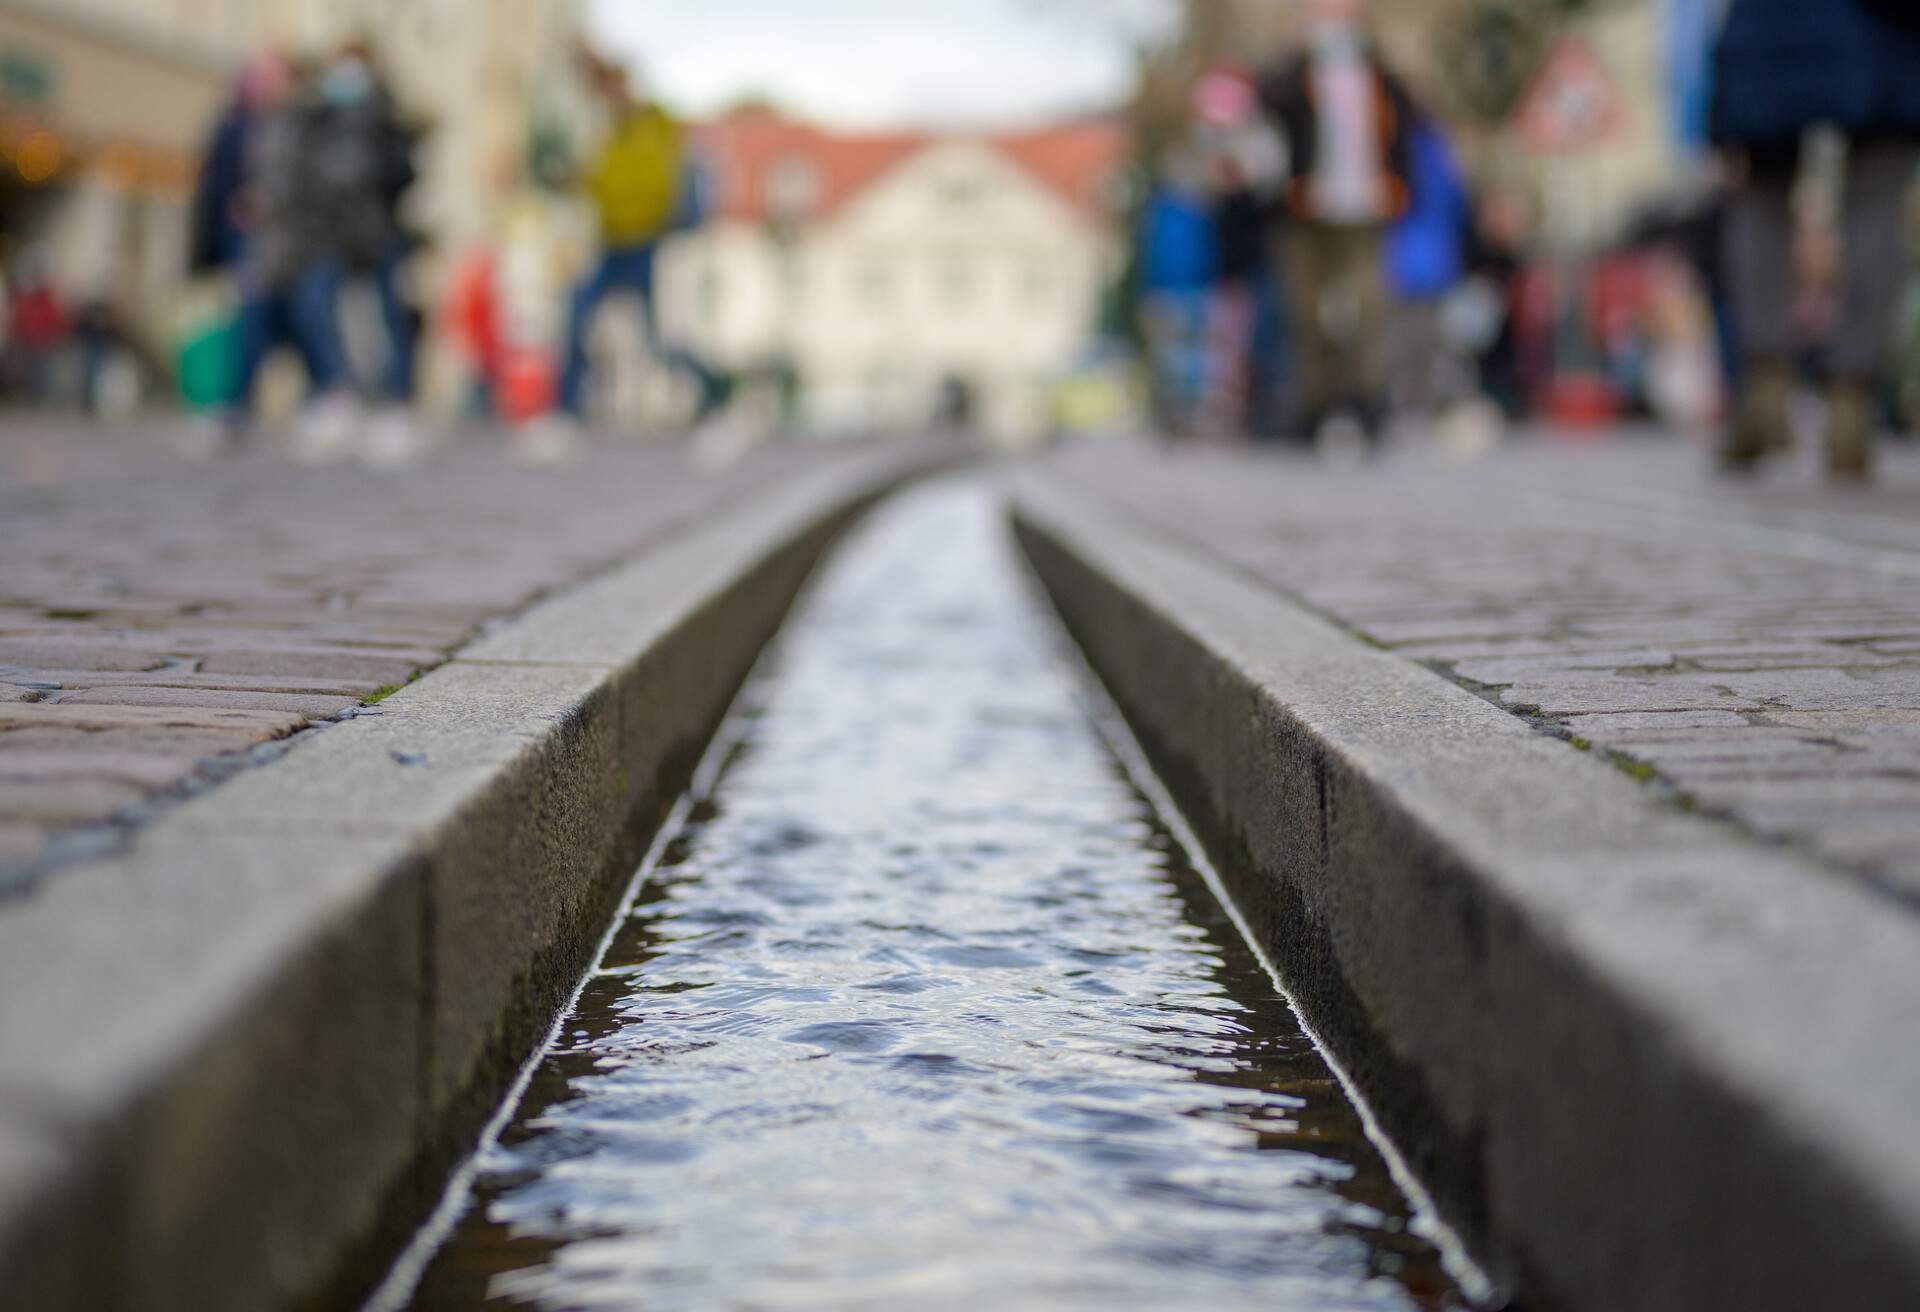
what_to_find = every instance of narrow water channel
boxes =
[378,479,1469,1311]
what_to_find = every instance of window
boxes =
[940,255,972,308]
[1021,261,1052,307]
[767,155,820,223]
[938,174,983,210]
[697,263,724,323]
[780,254,808,302]
[858,257,892,306]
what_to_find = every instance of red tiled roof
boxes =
[692,108,1126,225]
[691,110,924,223]
[991,118,1129,220]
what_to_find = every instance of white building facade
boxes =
[658,112,1126,441]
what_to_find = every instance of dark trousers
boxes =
[559,244,654,416]
[229,263,348,416]
[1727,137,1919,380]
[1282,222,1389,423]
[558,243,724,420]
[372,245,418,402]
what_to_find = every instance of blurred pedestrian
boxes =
[532,45,722,462]
[73,296,155,418]
[1461,191,1529,421]
[184,52,289,425]
[189,54,281,280]
[1258,0,1414,446]
[1136,150,1215,438]
[206,52,355,455]
[1384,115,1472,421]
[3,247,67,403]
[322,40,426,464]
[1203,158,1265,439]
[444,248,505,419]
[1192,65,1286,440]
[1713,0,1920,480]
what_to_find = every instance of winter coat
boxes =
[1211,188,1268,286]
[188,101,251,273]
[1137,187,1216,296]
[241,101,319,291]
[1257,47,1415,224]
[303,86,416,268]
[588,105,684,246]
[246,86,415,288]
[1387,120,1470,302]
[1712,0,1920,148]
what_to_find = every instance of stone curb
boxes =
[1011,471,1920,1312]
[0,442,951,1312]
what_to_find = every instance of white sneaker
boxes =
[512,414,585,468]
[359,405,432,470]
[1434,396,1506,464]
[289,393,362,465]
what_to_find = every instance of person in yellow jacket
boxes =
[550,48,722,432]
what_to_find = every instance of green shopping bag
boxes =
[176,312,240,411]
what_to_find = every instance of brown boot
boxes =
[1720,361,1793,471]
[1826,379,1876,483]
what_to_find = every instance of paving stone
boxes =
[0,641,174,672]
[0,725,265,762]
[1768,710,1920,735]
[1563,710,1755,733]
[0,824,42,866]
[0,780,145,825]
[1500,678,1765,715]
[0,703,303,736]
[1687,649,1903,671]
[1453,652,1679,684]
[54,686,359,718]
[0,749,209,788]
[185,650,423,684]
[3,669,373,697]
[1711,668,1920,710]
[1626,736,1841,764]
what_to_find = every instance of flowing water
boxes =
[379,479,1470,1311]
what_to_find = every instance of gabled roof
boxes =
[989,118,1128,221]
[692,108,1126,226]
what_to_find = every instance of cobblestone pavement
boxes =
[0,418,868,887]
[1038,431,1920,906]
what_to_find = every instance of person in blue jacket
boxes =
[1713,0,1920,480]
[1385,117,1471,418]
[1136,153,1217,437]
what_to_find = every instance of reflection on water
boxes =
[393,479,1466,1311]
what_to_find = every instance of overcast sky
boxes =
[584,0,1181,129]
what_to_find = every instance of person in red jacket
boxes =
[4,250,69,403]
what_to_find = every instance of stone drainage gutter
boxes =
[1011,471,1920,1312]
[0,444,953,1312]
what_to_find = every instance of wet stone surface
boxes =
[392,481,1463,1311]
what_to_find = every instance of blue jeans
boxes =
[557,243,721,418]
[229,263,348,416]
[373,245,417,402]
[1142,289,1210,430]
[559,244,656,417]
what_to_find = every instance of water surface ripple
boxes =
[399,479,1464,1311]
